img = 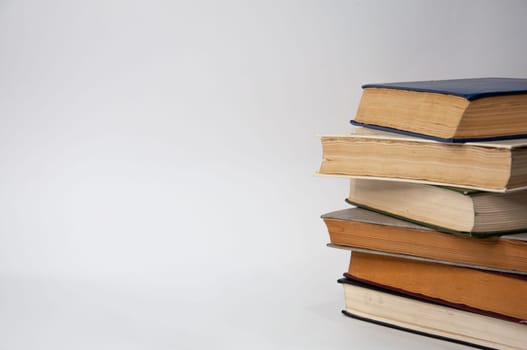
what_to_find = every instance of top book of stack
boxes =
[352,77,527,142]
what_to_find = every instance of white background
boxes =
[1,1,527,349]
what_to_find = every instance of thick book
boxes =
[346,178,527,235]
[339,278,527,350]
[318,128,527,192]
[352,77,527,142]
[345,251,527,322]
[321,207,527,274]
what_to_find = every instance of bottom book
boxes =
[339,279,527,350]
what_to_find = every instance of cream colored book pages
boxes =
[343,283,527,350]
[319,128,527,192]
[348,178,475,232]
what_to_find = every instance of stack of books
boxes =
[318,78,527,350]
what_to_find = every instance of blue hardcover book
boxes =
[352,77,527,143]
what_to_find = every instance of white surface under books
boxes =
[1,268,474,350]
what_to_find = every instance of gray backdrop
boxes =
[1,1,526,349]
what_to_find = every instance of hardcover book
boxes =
[319,128,527,192]
[339,278,527,350]
[321,207,527,273]
[352,77,527,142]
[346,178,527,235]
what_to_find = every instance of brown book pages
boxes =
[323,208,527,272]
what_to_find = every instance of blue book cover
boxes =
[349,120,527,143]
[362,77,527,100]
[353,77,527,143]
